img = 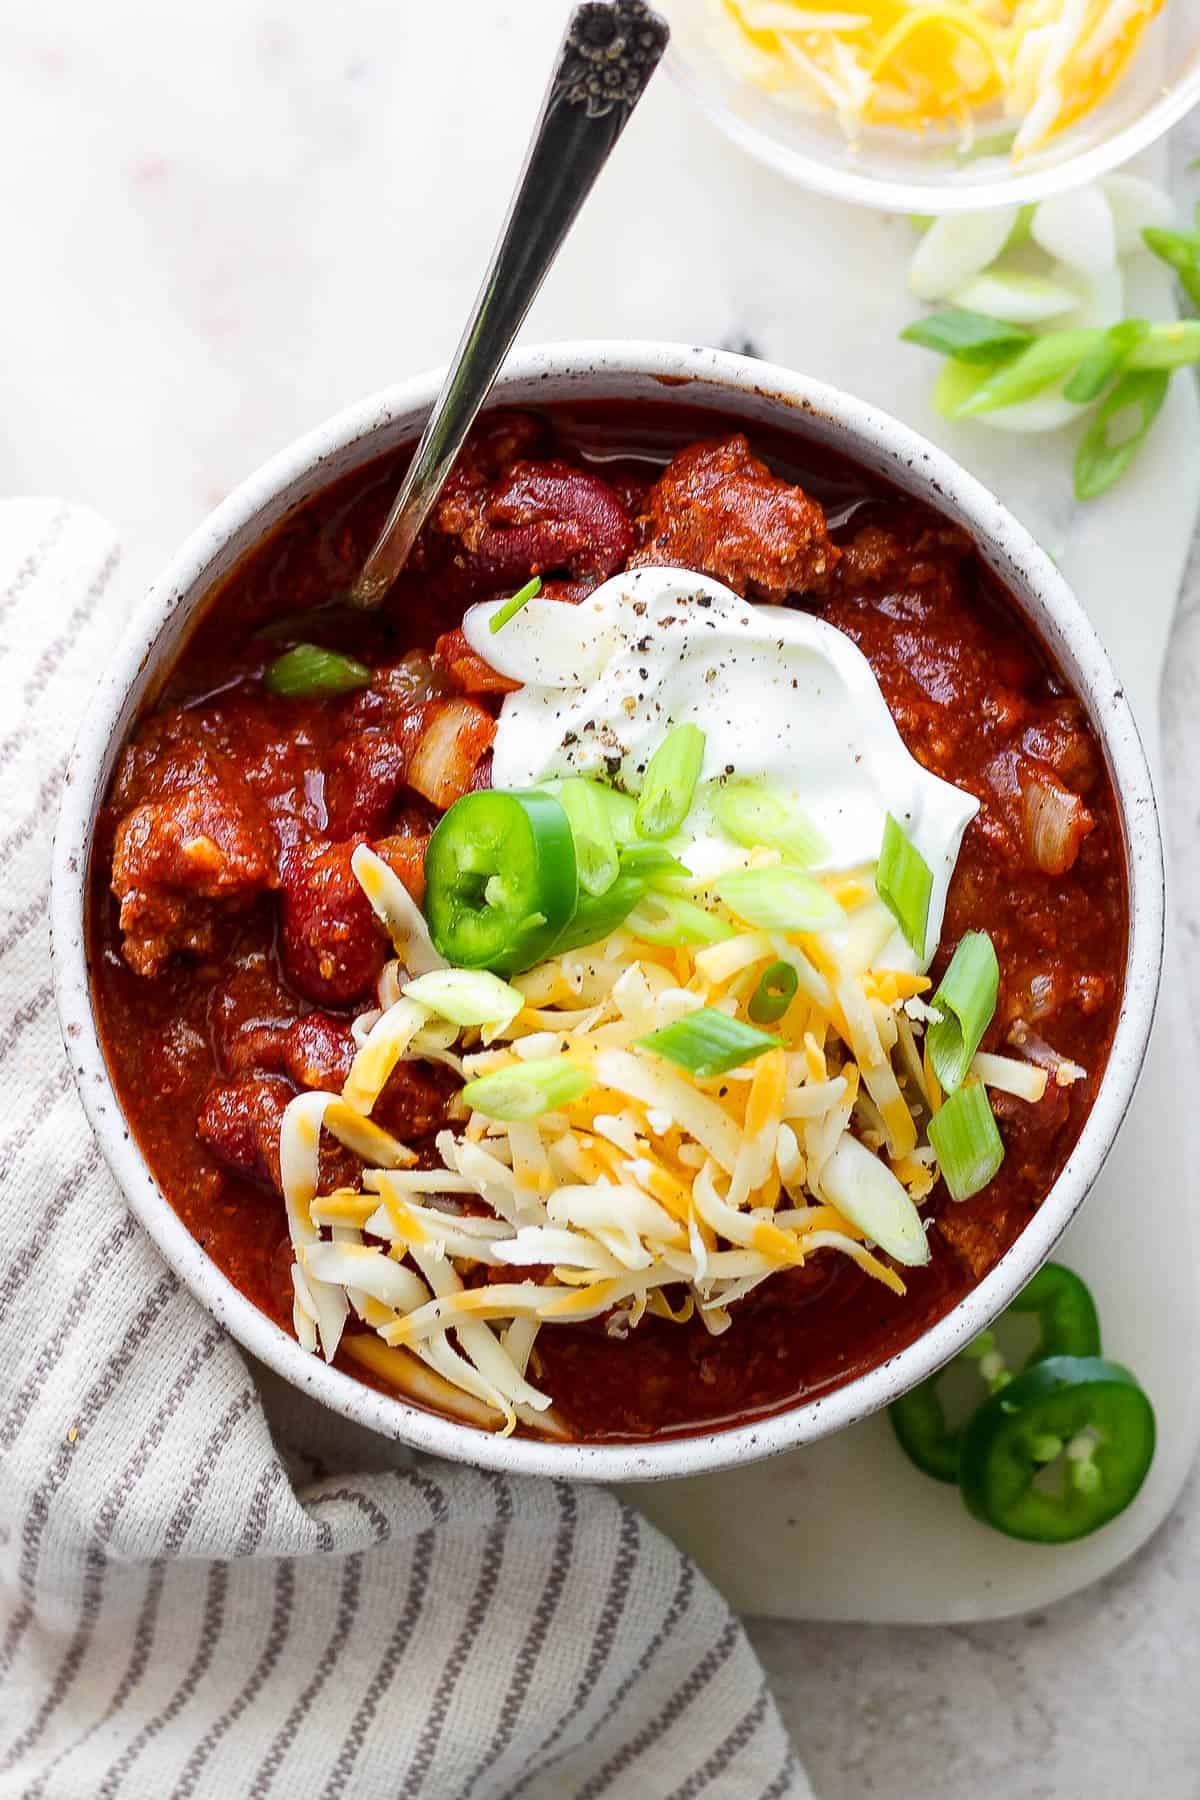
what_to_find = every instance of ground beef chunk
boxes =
[111,753,276,977]
[434,627,521,695]
[196,1075,293,1192]
[629,434,839,600]
[418,420,634,603]
[207,948,300,1075]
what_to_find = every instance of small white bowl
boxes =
[51,342,1164,1483]
[668,0,1200,213]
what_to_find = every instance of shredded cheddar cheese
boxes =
[708,0,1165,156]
[276,849,1050,1434]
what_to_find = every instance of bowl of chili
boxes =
[51,342,1164,1482]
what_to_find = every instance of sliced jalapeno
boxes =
[960,1357,1155,1543]
[889,1262,1102,1484]
[423,790,577,976]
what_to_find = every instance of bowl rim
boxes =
[51,339,1164,1483]
[666,32,1200,213]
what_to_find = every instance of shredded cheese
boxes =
[709,0,1164,156]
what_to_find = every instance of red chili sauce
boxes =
[88,402,1127,1442]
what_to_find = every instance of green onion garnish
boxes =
[549,875,646,956]
[1143,213,1200,309]
[711,779,828,865]
[557,777,620,898]
[402,968,524,1029]
[748,960,799,1025]
[638,1006,780,1079]
[1074,370,1170,501]
[615,843,691,887]
[900,309,1035,366]
[926,931,999,1092]
[459,1058,591,1121]
[489,575,542,635]
[928,1081,1004,1202]
[636,723,705,841]
[1062,320,1149,404]
[948,330,1100,417]
[626,892,735,947]
[715,866,842,933]
[877,814,933,958]
[264,643,371,699]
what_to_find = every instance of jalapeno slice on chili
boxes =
[960,1357,1155,1543]
[423,790,577,976]
[889,1262,1102,1483]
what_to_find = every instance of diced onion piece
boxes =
[819,1132,929,1267]
[710,778,828,864]
[461,1058,593,1121]
[876,814,932,959]
[716,866,843,933]
[926,931,1000,1092]
[637,1006,781,1079]
[402,968,524,1029]
[406,697,496,810]
[1019,766,1092,874]
[351,842,446,975]
[908,208,1019,302]
[1031,188,1116,279]
[948,269,1078,324]
[636,723,706,840]
[928,1081,1005,1201]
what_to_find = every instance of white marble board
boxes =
[5,0,1196,1628]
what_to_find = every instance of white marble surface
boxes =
[6,1,1200,1792]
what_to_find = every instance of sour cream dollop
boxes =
[463,568,978,969]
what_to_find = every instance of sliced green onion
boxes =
[949,271,1076,324]
[626,892,735,947]
[636,724,705,840]
[1063,320,1149,403]
[748,960,799,1024]
[876,815,933,958]
[401,968,524,1029]
[715,866,842,933]
[489,575,542,635]
[615,843,692,887]
[949,330,1101,417]
[821,1134,929,1267]
[550,874,646,955]
[932,358,991,419]
[1074,370,1170,501]
[710,779,828,865]
[1126,320,1200,371]
[901,309,1035,364]
[557,777,620,898]
[638,1006,780,1079]
[928,1081,1005,1202]
[926,931,1000,1092]
[1142,223,1200,308]
[265,643,371,699]
[459,1058,591,1121]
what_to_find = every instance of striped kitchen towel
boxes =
[0,501,807,1800]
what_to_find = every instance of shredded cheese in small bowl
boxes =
[668,0,1198,210]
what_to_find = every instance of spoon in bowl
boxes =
[350,1,670,609]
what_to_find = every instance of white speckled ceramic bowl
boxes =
[51,342,1164,1482]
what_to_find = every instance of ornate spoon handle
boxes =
[351,1,670,608]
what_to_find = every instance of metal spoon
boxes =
[350,1,670,609]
